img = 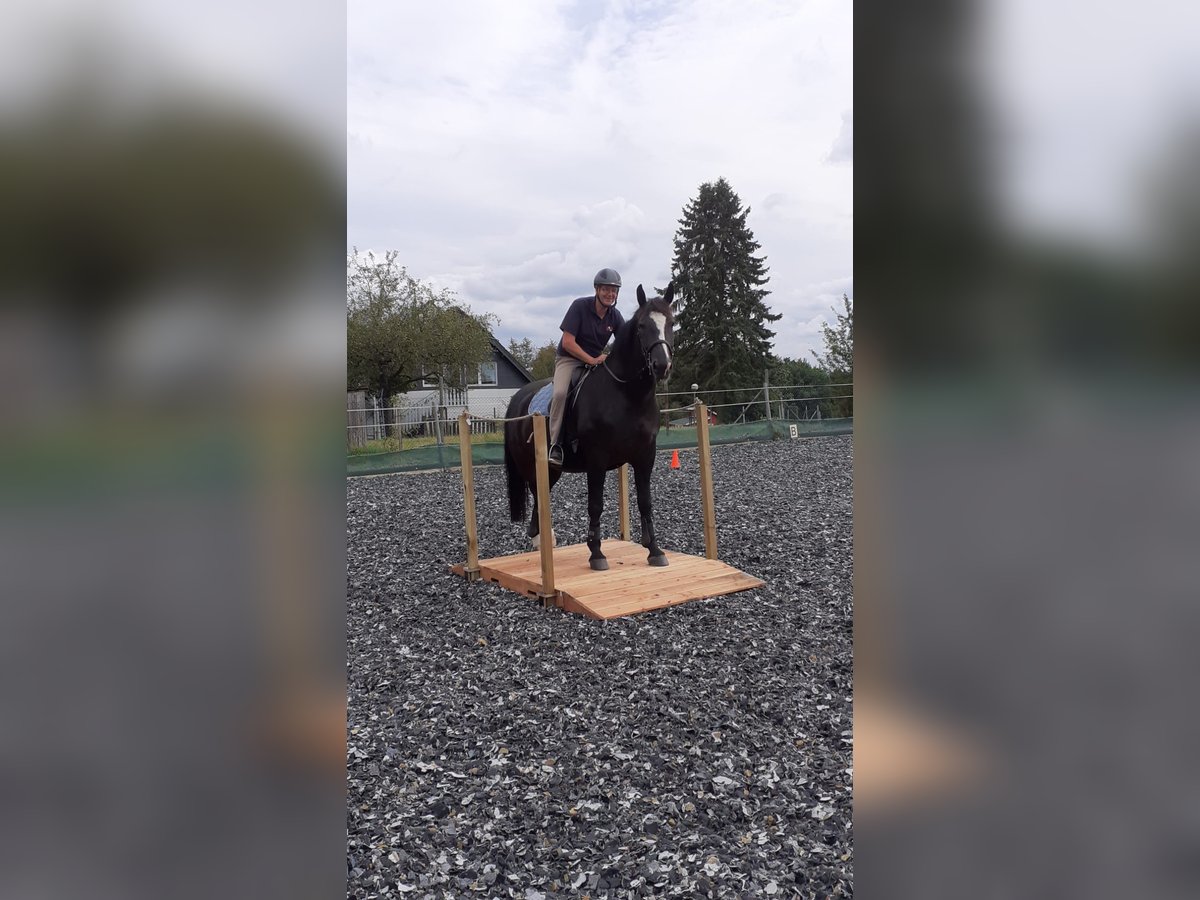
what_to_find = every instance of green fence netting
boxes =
[346,417,851,477]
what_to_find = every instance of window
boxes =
[421,369,439,387]
[475,361,498,386]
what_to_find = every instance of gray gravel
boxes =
[347,436,853,899]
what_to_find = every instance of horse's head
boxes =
[634,283,675,381]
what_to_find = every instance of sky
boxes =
[347,0,852,364]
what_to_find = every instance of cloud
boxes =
[826,110,853,164]
[349,0,851,361]
[769,276,854,363]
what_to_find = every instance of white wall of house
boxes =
[353,340,531,438]
[394,386,522,426]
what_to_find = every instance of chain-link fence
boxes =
[657,381,853,427]
[347,381,852,476]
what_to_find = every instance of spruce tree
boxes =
[668,177,780,394]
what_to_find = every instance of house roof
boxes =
[449,305,532,382]
[490,335,532,382]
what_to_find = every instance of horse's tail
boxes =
[504,389,531,522]
[505,437,527,523]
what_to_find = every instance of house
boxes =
[401,336,533,432]
[346,335,534,445]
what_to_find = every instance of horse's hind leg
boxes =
[527,473,560,547]
[634,461,668,566]
[585,468,608,570]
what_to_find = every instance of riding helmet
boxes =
[593,268,622,288]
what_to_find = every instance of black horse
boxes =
[504,283,675,571]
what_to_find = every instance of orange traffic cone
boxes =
[670,449,680,469]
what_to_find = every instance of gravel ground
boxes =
[347,436,853,899]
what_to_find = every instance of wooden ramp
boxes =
[450,540,764,620]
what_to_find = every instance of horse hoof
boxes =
[648,554,669,567]
[590,558,609,571]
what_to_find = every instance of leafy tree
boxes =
[346,250,495,414]
[668,177,780,395]
[812,293,853,379]
[804,294,853,417]
[769,356,836,420]
[530,342,557,381]
[507,337,536,372]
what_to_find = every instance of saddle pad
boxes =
[528,382,553,417]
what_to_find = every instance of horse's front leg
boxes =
[634,460,668,566]
[586,468,608,570]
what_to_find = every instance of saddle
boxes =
[527,367,594,453]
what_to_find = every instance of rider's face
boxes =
[596,285,619,306]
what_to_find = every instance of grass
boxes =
[347,431,505,456]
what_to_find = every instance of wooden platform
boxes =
[450,540,764,619]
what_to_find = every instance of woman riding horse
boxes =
[547,267,626,468]
[504,283,675,571]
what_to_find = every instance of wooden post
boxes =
[347,390,367,450]
[531,414,557,605]
[617,464,631,541]
[458,411,480,581]
[696,401,717,560]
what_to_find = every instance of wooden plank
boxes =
[583,571,763,611]
[452,541,763,620]
[471,543,749,584]
[482,555,545,577]
[482,542,636,578]
[475,539,633,567]
[574,558,737,594]
[581,566,762,605]
[463,544,757,595]
[581,546,743,576]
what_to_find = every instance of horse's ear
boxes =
[637,284,647,307]
[663,282,675,305]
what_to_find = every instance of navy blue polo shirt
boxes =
[556,295,625,358]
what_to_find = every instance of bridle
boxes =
[642,339,672,374]
[602,331,672,384]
